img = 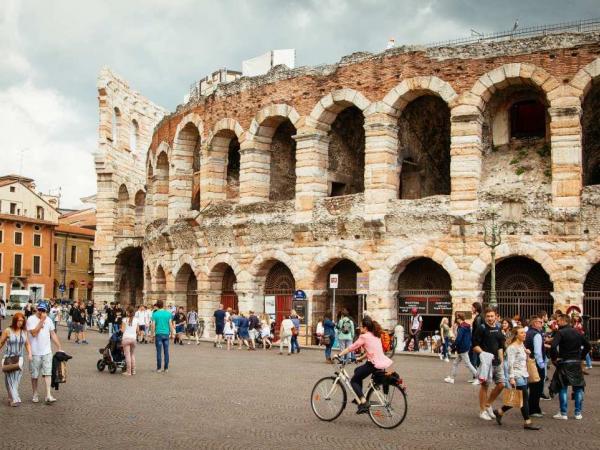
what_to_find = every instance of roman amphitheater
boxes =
[93,28,600,339]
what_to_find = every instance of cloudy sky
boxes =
[1,0,597,208]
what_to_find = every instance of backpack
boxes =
[341,318,352,334]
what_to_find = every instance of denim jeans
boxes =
[112,323,120,334]
[441,337,450,358]
[290,335,300,353]
[155,334,170,370]
[585,353,592,368]
[324,340,333,360]
[338,339,353,362]
[559,386,583,415]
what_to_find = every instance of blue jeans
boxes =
[441,337,450,358]
[585,353,592,368]
[155,334,170,370]
[112,323,120,334]
[290,335,300,353]
[324,338,333,360]
[559,386,583,415]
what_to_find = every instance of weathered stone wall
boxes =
[95,33,600,330]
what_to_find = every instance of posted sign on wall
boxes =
[329,274,339,289]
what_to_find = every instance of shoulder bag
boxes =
[526,357,541,383]
[502,388,523,408]
[2,332,24,373]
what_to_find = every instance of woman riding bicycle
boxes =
[338,316,393,414]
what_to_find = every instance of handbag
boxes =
[2,332,24,373]
[526,358,541,383]
[291,326,298,336]
[502,388,523,408]
[321,334,331,345]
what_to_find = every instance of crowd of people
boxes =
[438,302,593,429]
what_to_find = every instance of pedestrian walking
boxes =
[224,316,236,351]
[322,313,336,363]
[445,313,478,384]
[473,307,506,421]
[493,326,541,430]
[259,315,272,350]
[151,300,174,373]
[336,309,354,361]
[237,313,251,350]
[186,308,200,345]
[470,301,483,369]
[49,303,59,330]
[405,307,422,352]
[134,305,147,343]
[0,299,6,333]
[75,303,88,344]
[290,310,301,354]
[439,317,451,362]
[173,307,186,345]
[0,312,32,406]
[121,306,139,376]
[114,303,123,334]
[67,301,77,340]
[525,315,546,418]
[500,318,513,340]
[26,301,63,403]
[550,314,591,420]
[248,311,260,350]
[279,315,294,355]
[145,305,153,343]
[213,304,226,348]
[86,301,94,328]
[105,302,116,334]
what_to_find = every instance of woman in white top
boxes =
[259,314,272,350]
[493,326,540,430]
[279,317,294,355]
[120,306,139,376]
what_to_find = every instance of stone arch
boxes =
[469,243,562,288]
[576,59,600,187]
[134,189,145,233]
[171,116,203,214]
[154,265,167,293]
[576,246,600,287]
[384,244,459,292]
[247,104,301,202]
[171,253,199,279]
[309,90,371,197]
[250,249,300,282]
[154,150,169,219]
[381,78,456,199]
[203,119,245,204]
[173,263,198,311]
[114,246,143,305]
[310,247,370,290]
[206,256,244,313]
[381,76,458,115]
[116,183,134,236]
[205,254,244,281]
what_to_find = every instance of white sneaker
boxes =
[32,394,39,403]
[553,413,567,420]
[45,396,57,404]
[479,411,492,421]
[486,406,496,418]
[444,358,450,363]
[470,379,480,385]
[444,377,455,384]
[574,414,583,420]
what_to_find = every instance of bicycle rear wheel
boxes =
[311,376,347,421]
[367,384,407,429]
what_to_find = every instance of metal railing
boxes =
[426,18,600,48]
[483,290,553,321]
[584,291,600,341]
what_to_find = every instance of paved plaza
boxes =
[1,328,599,449]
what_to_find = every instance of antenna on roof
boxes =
[512,19,519,32]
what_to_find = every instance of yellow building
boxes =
[53,209,96,301]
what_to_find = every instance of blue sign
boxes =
[294,290,307,300]
[59,284,65,292]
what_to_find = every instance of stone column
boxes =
[450,290,484,320]
[548,98,582,212]
[363,112,399,219]
[239,139,270,204]
[551,290,584,313]
[93,173,118,304]
[450,105,483,215]
[294,126,328,220]
[200,139,227,208]
[365,269,396,329]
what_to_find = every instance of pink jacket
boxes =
[347,332,393,370]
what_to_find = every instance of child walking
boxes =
[224,316,236,351]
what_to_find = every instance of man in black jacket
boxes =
[550,314,591,420]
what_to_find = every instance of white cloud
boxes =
[0,81,96,209]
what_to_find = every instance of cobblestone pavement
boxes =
[1,328,598,450]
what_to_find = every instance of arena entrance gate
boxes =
[220,266,238,312]
[584,262,600,342]
[483,256,554,322]
[396,258,452,347]
[264,262,295,338]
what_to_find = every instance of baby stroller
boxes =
[96,330,127,374]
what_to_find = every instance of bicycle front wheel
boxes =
[367,384,407,429]
[311,376,347,421]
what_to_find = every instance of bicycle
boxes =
[310,355,408,429]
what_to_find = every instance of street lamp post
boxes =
[482,211,515,307]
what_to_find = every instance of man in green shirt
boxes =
[151,300,175,373]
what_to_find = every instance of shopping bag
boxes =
[527,358,540,383]
[503,388,523,408]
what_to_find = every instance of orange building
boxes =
[0,175,59,303]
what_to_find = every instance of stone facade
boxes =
[94,33,600,334]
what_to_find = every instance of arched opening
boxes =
[583,262,600,341]
[115,247,143,305]
[269,120,297,201]
[328,106,365,197]
[130,119,139,153]
[226,136,240,200]
[582,80,600,186]
[396,258,452,340]
[480,85,550,196]
[319,259,363,324]
[192,132,202,210]
[53,280,59,298]
[154,266,167,301]
[208,263,238,312]
[174,263,197,311]
[264,262,296,333]
[68,281,76,301]
[117,184,133,236]
[134,190,145,234]
[111,107,121,144]
[483,256,554,320]
[398,95,451,199]
[173,122,200,212]
[155,152,169,219]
